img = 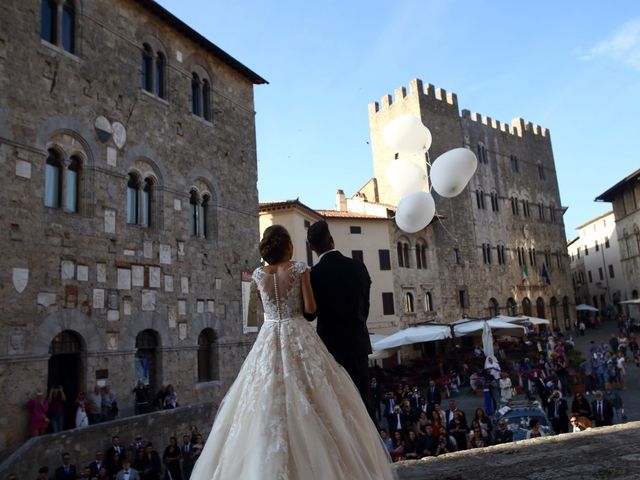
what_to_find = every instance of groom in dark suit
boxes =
[306,220,372,407]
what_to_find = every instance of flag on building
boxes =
[541,263,551,285]
[521,263,529,284]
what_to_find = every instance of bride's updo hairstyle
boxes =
[259,225,292,265]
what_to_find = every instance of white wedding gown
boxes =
[190,261,395,480]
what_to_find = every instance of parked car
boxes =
[493,401,554,441]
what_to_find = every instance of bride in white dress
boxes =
[190,225,395,480]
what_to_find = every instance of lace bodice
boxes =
[252,261,309,320]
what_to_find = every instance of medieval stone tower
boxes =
[366,79,573,329]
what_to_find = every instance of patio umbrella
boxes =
[372,325,452,351]
[576,304,599,312]
[618,299,640,305]
[482,321,495,359]
[501,315,551,326]
[454,319,527,337]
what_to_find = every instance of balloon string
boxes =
[424,147,459,244]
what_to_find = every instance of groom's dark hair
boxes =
[307,221,331,249]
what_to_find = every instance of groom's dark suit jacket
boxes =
[308,250,372,402]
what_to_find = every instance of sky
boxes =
[157,0,639,239]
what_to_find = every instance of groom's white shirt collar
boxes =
[317,249,337,262]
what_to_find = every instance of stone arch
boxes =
[35,116,99,167]
[121,311,169,349]
[33,309,102,356]
[123,145,166,186]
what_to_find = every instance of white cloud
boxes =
[581,19,640,70]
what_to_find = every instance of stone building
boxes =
[568,211,625,311]
[596,168,640,306]
[365,79,574,330]
[0,0,265,453]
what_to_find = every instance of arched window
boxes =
[198,329,219,382]
[522,297,532,316]
[64,155,81,212]
[416,243,427,269]
[154,52,165,98]
[397,242,404,267]
[403,243,410,268]
[507,297,517,316]
[141,44,153,92]
[141,44,166,99]
[45,149,63,208]
[191,73,202,116]
[202,79,211,121]
[404,292,415,313]
[488,298,499,317]
[41,0,75,54]
[536,297,546,319]
[476,143,487,164]
[127,173,140,224]
[189,189,211,238]
[424,292,433,312]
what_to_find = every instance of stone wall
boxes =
[0,0,263,454]
[394,422,640,479]
[0,402,216,480]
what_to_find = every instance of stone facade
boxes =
[366,79,574,330]
[0,0,265,454]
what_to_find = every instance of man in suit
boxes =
[54,453,76,480]
[306,221,372,407]
[106,435,126,473]
[89,451,105,477]
[181,434,194,480]
[115,460,141,480]
[425,380,442,416]
[546,390,569,434]
[592,390,614,426]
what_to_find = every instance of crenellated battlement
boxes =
[369,78,549,139]
[461,110,549,138]
[368,78,458,115]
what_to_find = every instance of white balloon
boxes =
[429,148,478,198]
[395,191,436,233]
[386,159,427,197]
[383,114,432,154]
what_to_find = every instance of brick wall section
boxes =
[0,402,216,480]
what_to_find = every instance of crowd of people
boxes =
[26,383,180,437]
[6,428,205,480]
[372,322,633,462]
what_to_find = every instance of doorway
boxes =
[48,330,84,430]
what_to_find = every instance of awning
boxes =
[372,325,452,351]
[501,315,551,326]
[576,304,599,312]
[454,319,527,337]
[618,299,640,305]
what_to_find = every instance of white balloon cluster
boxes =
[383,114,478,233]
